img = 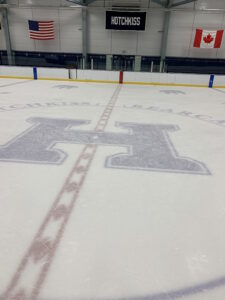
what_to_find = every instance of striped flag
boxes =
[28,20,54,40]
[194,29,224,48]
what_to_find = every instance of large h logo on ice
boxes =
[0,117,209,175]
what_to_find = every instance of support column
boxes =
[82,5,87,69]
[160,9,170,73]
[1,7,15,65]
[134,55,141,72]
[106,54,112,71]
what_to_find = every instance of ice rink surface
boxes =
[0,78,225,300]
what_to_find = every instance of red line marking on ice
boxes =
[3,84,122,300]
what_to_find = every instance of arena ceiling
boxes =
[0,0,225,11]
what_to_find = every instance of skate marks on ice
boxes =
[0,80,33,89]
[160,90,186,95]
[52,85,78,90]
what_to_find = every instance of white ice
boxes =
[0,78,225,300]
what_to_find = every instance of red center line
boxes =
[3,84,122,300]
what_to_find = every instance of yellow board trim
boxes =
[0,75,33,80]
[1,75,225,88]
[213,85,225,89]
[38,77,118,84]
[123,81,208,88]
[38,78,209,87]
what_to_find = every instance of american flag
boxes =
[28,20,54,40]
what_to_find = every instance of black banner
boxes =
[106,11,146,31]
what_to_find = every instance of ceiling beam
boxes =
[66,0,97,6]
[170,0,197,8]
[86,0,97,5]
[66,0,85,6]
[152,0,165,6]
[0,0,7,6]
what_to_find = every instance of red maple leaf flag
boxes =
[203,33,214,44]
[194,29,224,48]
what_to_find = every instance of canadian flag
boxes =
[194,29,224,48]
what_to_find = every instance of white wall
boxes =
[3,7,165,56]
[137,12,164,56]
[1,0,225,59]
[59,9,82,53]
[89,10,164,56]
[189,12,225,59]
[6,7,82,53]
[8,8,34,51]
[88,8,112,54]
[166,0,225,58]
